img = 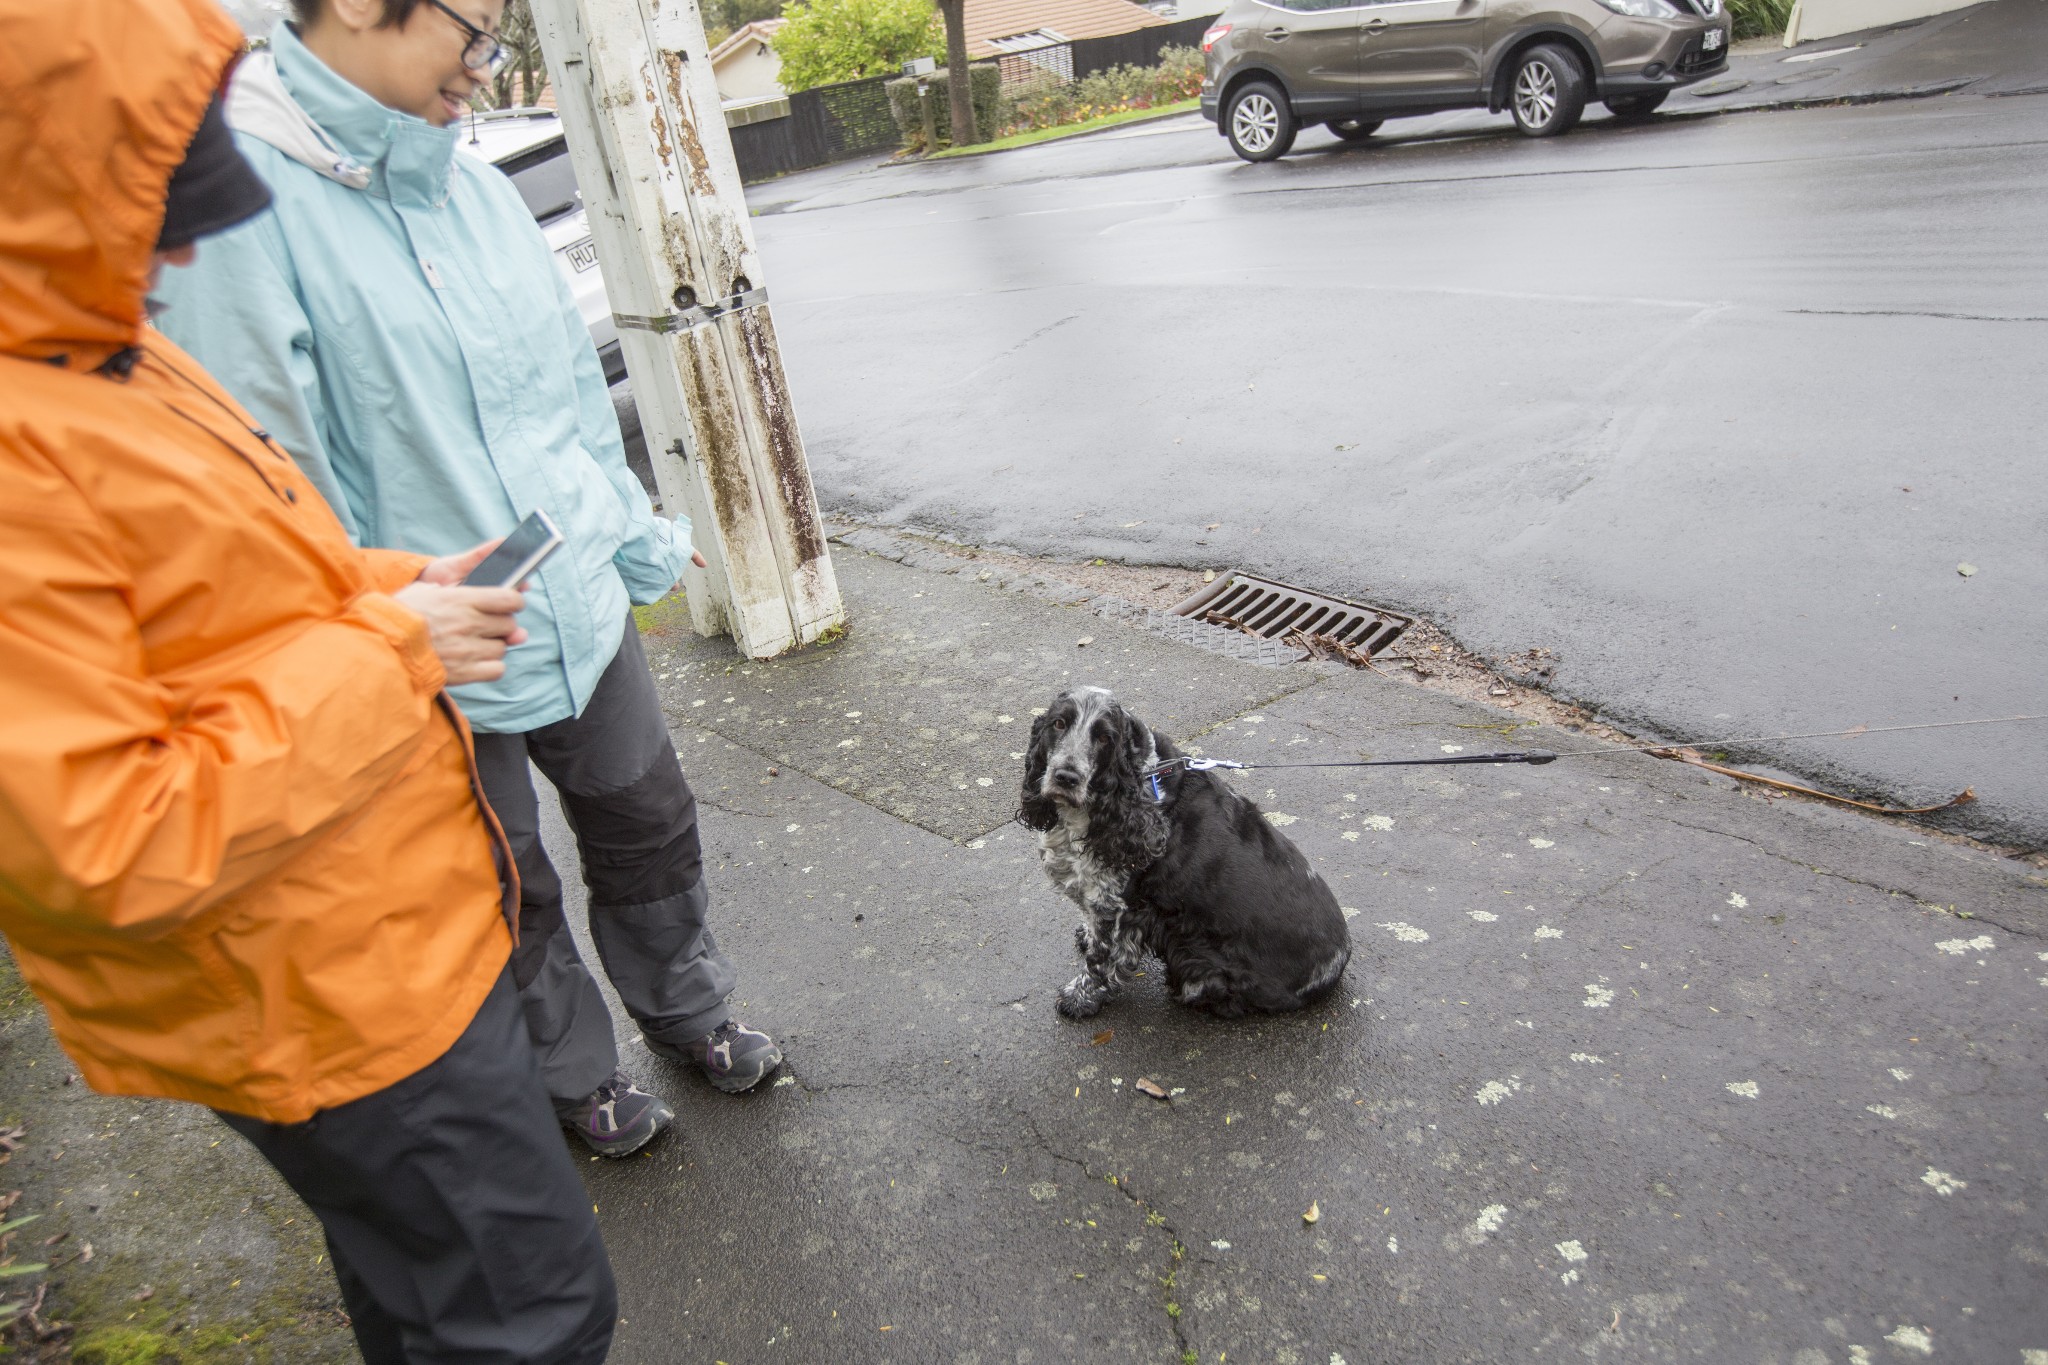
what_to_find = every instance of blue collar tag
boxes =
[1148,773,1165,803]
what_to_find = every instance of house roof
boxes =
[711,18,785,67]
[965,0,1164,56]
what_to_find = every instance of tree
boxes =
[933,0,977,146]
[704,0,787,47]
[488,0,550,109]
[771,0,943,92]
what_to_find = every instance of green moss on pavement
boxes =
[0,941,34,1024]
[632,591,692,640]
[70,1322,255,1364]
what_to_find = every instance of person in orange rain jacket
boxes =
[0,2,616,1359]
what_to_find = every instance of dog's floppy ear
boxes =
[1086,706,1169,872]
[1018,711,1059,832]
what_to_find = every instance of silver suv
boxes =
[1200,0,1732,161]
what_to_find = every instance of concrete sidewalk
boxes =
[4,535,2046,1362]
[1687,0,2048,112]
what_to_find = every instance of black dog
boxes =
[1019,686,1351,1020]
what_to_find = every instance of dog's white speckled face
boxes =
[1036,686,1121,807]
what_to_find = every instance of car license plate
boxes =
[1703,27,1723,50]
[566,237,600,273]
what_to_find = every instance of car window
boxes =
[1271,0,1361,11]
[497,136,582,225]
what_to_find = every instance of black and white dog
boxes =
[1019,685,1351,1020]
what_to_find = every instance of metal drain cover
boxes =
[1168,573,1413,657]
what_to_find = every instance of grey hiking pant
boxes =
[472,620,737,1110]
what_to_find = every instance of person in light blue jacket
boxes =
[157,0,784,1157]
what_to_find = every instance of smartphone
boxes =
[462,509,563,589]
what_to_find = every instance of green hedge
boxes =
[1007,46,1203,133]
[886,63,1005,151]
[1728,0,1793,39]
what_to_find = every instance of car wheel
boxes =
[1604,91,1668,118]
[1225,80,1297,162]
[1509,44,1587,138]
[1326,118,1383,143]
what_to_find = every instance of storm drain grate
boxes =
[1167,573,1414,657]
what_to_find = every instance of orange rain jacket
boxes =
[0,0,515,1123]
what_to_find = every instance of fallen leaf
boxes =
[1075,637,1094,648]
[1201,569,1216,583]
[1303,1201,1320,1225]
[1090,1029,1114,1047]
[1335,443,1354,451]
[1205,523,1221,531]
[1957,562,1977,577]
[1134,1078,1169,1099]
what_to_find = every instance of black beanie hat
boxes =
[157,92,274,249]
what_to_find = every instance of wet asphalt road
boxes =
[745,92,2048,851]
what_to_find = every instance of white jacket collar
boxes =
[227,51,373,191]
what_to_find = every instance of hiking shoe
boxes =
[650,1018,783,1093]
[559,1070,674,1157]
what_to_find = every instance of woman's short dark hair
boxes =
[291,0,425,25]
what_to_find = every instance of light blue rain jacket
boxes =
[155,23,689,734]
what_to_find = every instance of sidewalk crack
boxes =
[1641,812,2045,942]
[1012,1110,1198,1362]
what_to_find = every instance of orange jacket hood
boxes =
[0,0,244,371]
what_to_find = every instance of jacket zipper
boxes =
[142,347,302,506]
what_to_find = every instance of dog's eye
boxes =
[1052,718,1067,732]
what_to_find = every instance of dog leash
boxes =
[1145,750,1556,777]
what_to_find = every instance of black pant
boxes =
[217,971,616,1364]
[473,620,736,1109]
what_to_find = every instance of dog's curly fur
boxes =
[1020,686,1352,1020]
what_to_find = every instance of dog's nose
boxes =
[1048,768,1082,791]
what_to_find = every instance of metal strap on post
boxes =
[614,285,771,337]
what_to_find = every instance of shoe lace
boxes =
[592,1071,637,1104]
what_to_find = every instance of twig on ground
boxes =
[1651,748,1976,815]
[1281,628,1389,674]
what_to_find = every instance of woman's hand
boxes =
[395,540,528,686]
[418,539,502,587]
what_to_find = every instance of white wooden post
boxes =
[529,0,844,658]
